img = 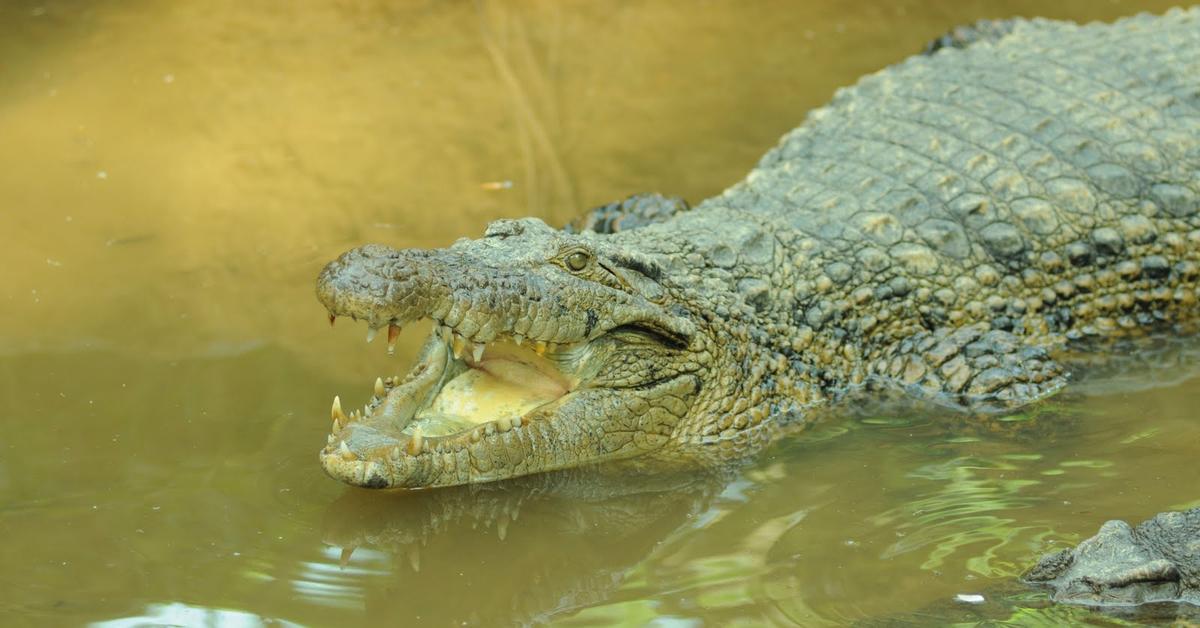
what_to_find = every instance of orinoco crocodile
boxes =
[315,9,1200,491]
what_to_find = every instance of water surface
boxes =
[2,1,1197,625]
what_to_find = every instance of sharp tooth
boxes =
[327,434,335,445]
[471,428,482,442]
[472,343,484,362]
[534,340,548,356]
[512,416,522,428]
[331,396,347,427]
[390,446,401,462]
[406,428,424,456]
[497,514,509,541]
[451,334,467,359]
[339,546,355,567]
[363,461,377,482]
[339,441,352,456]
[374,377,385,397]
[362,404,369,417]
[496,416,513,432]
[513,333,525,346]
[387,324,401,355]
[366,327,378,343]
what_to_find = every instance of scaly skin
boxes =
[1025,508,1200,607]
[316,9,1200,489]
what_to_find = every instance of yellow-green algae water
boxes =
[2,1,1198,625]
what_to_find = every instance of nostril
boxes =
[357,243,396,256]
[484,219,525,238]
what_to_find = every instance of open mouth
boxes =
[320,317,591,487]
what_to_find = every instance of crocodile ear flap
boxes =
[603,252,667,301]
[610,265,664,301]
[609,252,664,282]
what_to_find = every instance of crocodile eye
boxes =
[565,251,590,271]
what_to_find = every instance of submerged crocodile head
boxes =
[1024,508,1200,608]
[316,217,722,488]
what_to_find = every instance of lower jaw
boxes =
[318,411,551,489]
[320,336,570,488]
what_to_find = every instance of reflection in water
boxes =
[94,603,305,628]
[321,467,736,625]
[3,0,1199,625]
[873,456,1044,576]
[2,326,1198,624]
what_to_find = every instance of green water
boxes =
[2,1,1197,625]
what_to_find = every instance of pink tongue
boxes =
[474,356,568,398]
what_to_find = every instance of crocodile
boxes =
[315,8,1200,490]
[1025,508,1200,608]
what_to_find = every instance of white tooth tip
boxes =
[406,428,424,456]
[339,441,352,456]
[374,377,385,397]
[472,343,484,362]
[332,395,347,424]
[366,328,378,343]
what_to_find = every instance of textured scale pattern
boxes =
[1025,507,1200,607]
[611,8,1200,413]
[317,9,1200,490]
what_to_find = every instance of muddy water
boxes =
[2,1,1198,625]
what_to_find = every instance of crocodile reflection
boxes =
[320,464,738,624]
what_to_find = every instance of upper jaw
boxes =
[316,243,695,354]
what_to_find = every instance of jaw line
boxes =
[317,301,694,488]
[319,329,587,487]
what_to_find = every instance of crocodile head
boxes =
[1024,509,1200,608]
[316,217,708,488]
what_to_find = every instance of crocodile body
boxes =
[315,9,1200,491]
